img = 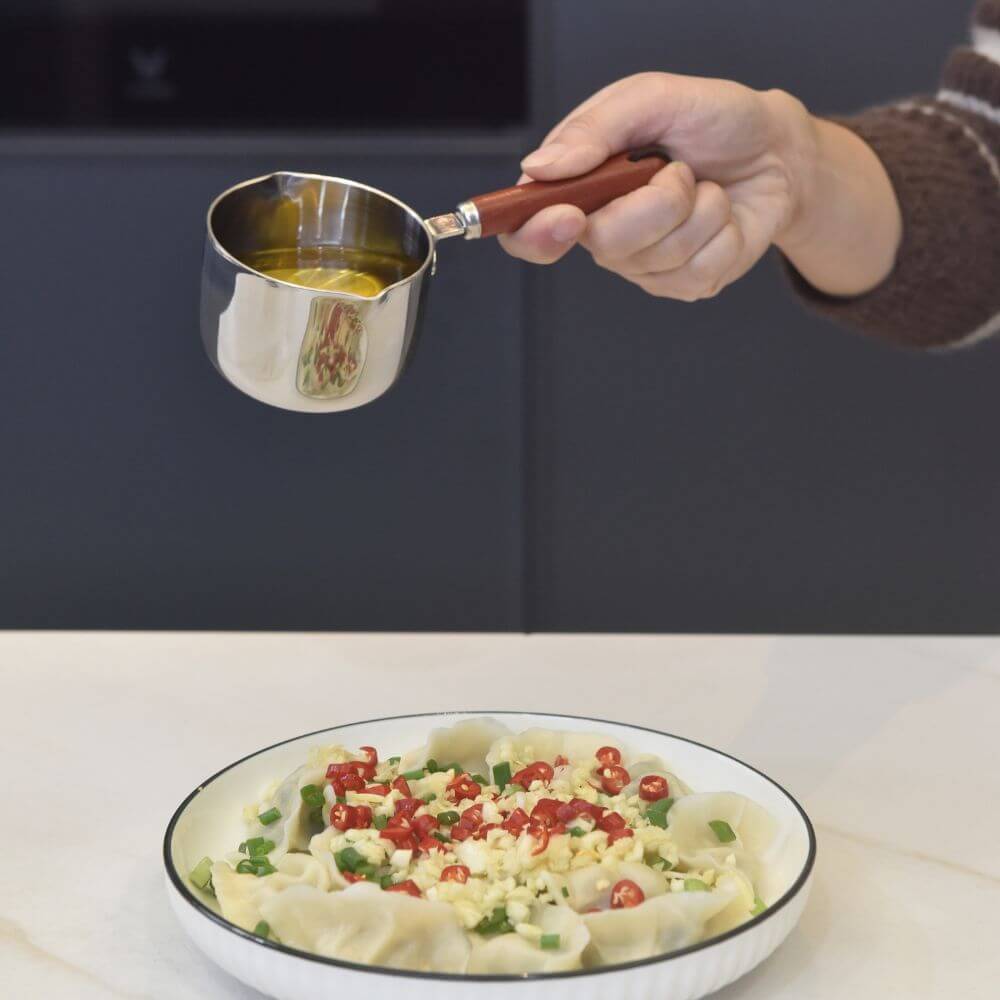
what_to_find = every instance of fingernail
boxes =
[521,143,568,170]
[550,216,581,243]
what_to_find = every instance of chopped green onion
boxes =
[354,862,377,879]
[402,768,426,781]
[335,847,365,873]
[431,830,451,843]
[436,810,460,826]
[651,858,673,871]
[243,837,275,858]
[539,933,561,950]
[236,858,276,876]
[561,887,570,898]
[300,784,325,809]
[646,797,675,828]
[569,827,586,838]
[470,774,488,786]
[373,814,389,830]
[709,820,737,844]
[189,857,214,892]
[425,759,440,772]
[474,907,513,936]
[684,878,709,892]
[751,896,767,916]
[335,795,347,804]
[443,762,462,774]
[380,874,395,889]
[422,793,437,803]
[492,762,512,790]
[253,920,270,939]
[257,807,281,826]
[387,756,401,766]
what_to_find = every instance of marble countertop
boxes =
[2,632,998,998]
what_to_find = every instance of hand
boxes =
[499,73,901,301]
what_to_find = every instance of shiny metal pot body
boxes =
[201,172,434,413]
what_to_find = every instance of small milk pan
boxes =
[201,148,669,413]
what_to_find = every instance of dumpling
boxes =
[467,903,590,974]
[707,868,759,936]
[666,792,780,882]
[565,860,667,912]
[622,757,692,800]
[399,718,511,777]
[306,827,353,890]
[486,729,628,770]
[582,886,737,967]
[259,882,471,973]
[213,853,331,932]
[243,761,328,860]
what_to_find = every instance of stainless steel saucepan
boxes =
[201,148,670,412]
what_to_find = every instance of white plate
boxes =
[164,711,816,1000]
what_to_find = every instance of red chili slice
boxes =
[599,765,631,796]
[460,804,484,828]
[379,821,415,844]
[610,879,645,908]
[328,778,345,798]
[364,784,389,796]
[342,871,367,883]
[528,821,550,855]
[512,761,555,787]
[359,746,379,766]
[446,774,482,804]
[412,814,440,837]
[596,746,622,767]
[440,864,470,884]
[607,827,634,845]
[597,811,627,832]
[339,772,366,793]
[639,775,670,802]
[352,805,373,829]
[473,823,500,841]
[384,879,421,897]
[394,797,423,819]
[502,807,530,834]
[530,799,562,827]
[449,824,472,842]
[418,835,447,854]
[329,803,355,831]
[391,776,411,797]
[554,755,569,767]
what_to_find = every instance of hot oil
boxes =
[242,245,422,296]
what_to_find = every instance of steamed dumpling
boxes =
[666,792,780,882]
[565,860,667,912]
[399,717,511,777]
[486,728,627,770]
[582,886,737,967]
[212,853,331,932]
[243,761,327,860]
[260,882,471,972]
[467,903,590,974]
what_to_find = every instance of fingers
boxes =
[496,204,587,264]
[519,73,680,181]
[578,162,697,265]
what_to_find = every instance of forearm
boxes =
[776,115,903,298]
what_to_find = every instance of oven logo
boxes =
[125,45,176,102]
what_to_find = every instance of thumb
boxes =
[520,74,681,181]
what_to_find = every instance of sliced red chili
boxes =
[528,822,550,855]
[530,799,562,827]
[440,864,470,884]
[597,811,627,832]
[595,746,622,767]
[394,797,423,819]
[554,754,569,767]
[412,814,440,837]
[328,778,345,798]
[607,827,634,845]
[364,784,389,797]
[599,765,631,796]
[446,773,482,804]
[384,879,421,897]
[460,804,484,828]
[512,761,555,787]
[380,821,415,845]
[473,822,500,841]
[352,805,373,829]
[610,878,644,908]
[342,871,367,883]
[418,835,447,854]
[330,803,355,831]
[339,772,366,793]
[502,807,530,834]
[449,824,472,842]
[359,746,379,766]
[639,775,670,802]
[391,776,411,797]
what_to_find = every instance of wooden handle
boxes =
[469,148,672,238]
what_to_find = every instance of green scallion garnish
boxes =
[470,774,488,786]
[354,862,378,879]
[425,759,440,772]
[243,837,275,858]
[300,784,325,809]
[539,933,561,950]
[431,830,451,843]
[402,768,426,781]
[561,887,570,898]
[253,920,270,939]
[189,857,214,892]
[474,907,513,936]
[751,895,766,916]
[684,878,709,892]
[492,761,512,790]
[443,762,462,774]
[709,820,737,844]
[569,827,586,838]
[651,858,673,871]
[334,847,365,873]
[387,756,401,766]
[422,793,437,803]
[436,810,460,826]
[257,807,281,826]
[380,874,395,889]
[236,858,276,877]
[373,814,389,830]
[645,797,675,828]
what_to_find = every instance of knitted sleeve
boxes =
[784,0,1000,349]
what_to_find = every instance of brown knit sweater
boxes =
[787,0,1000,349]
